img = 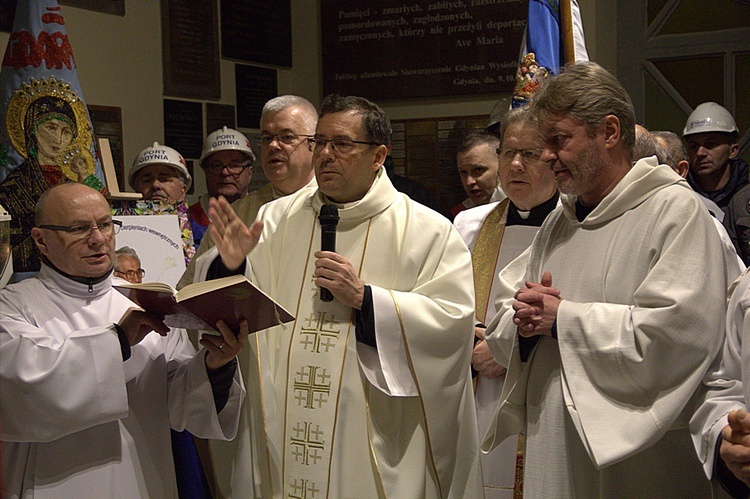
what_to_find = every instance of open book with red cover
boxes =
[114,274,294,333]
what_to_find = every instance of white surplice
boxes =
[196,168,482,498]
[483,159,728,497]
[454,200,547,499]
[691,267,750,482]
[0,265,245,498]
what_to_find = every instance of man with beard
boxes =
[482,62,728,497]
[177,95,317,290]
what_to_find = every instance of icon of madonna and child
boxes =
[0,77,105,274]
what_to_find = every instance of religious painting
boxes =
[0,78,103,273]
[4,78,101,189]
[0,2,104,275]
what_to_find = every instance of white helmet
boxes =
[200,126,256,166]
[683,102,739,137]
[129,142,192,191]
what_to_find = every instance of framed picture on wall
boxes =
[89,105,125,188]
[0,0,15,32]
[161,0,220,99]
[60,0,125,16]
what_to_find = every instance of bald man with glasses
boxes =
[192,94,481,498]
[0,182,248,498]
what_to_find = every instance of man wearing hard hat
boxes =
[129,141,212,498]
[189,127,255,248]
[683,102,745,218]
[129,142,192,203]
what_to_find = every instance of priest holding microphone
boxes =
[192,94,482,498]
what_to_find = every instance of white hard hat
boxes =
[200,126,256,166]
[129,142,192,191]
[683,102,739,137]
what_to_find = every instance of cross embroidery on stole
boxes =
[284,241,362,498]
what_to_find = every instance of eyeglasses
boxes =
[308,137,381,155]
[114,268,146,280]
[257,133,313,147]
[38,220,122,240]
[497,147,545,165]
[203,160,251,175]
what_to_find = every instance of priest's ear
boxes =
[372,144,388,172]
[31,227,52,258]
[675,159,690,179]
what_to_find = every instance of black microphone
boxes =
[318,204,339,302]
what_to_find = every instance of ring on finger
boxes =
[218,343,225,350]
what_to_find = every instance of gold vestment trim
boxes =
[472,199,510,324]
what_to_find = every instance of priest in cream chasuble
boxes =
[195,95,482,498]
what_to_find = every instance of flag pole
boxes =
[560,0,576,64]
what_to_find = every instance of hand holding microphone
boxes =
[315,205,367,309]
[318,204,339,302]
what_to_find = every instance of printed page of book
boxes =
[115,214,187,287]
[115,275,294,333]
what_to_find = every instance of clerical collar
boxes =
[508,192,559,226]
[575,200,597,222]
[41,255,112,293]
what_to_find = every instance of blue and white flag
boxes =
[512,0,589,108]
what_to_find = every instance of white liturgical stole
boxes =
[281,221,370,496]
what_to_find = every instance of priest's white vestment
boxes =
[691,267,750,484]
[483,159,728,497]
[0,265,245,498]
[196,168,482,498]
[454,196,556,499]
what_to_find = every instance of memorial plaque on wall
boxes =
[0,0,15,32]
[221,0,292,68]
[164,99,203,159]
[206,103,236,133]
[60,1,125,15]
[391,115,488,216]
[235,65,277,129]
[321,0,526,100]
[162,0,220,99]
[89,105,125,187]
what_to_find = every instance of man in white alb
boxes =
[0,182,248,498]
[483,62,728,497]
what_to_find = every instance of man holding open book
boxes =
[0,182,248,498]
[193,94,482,497]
